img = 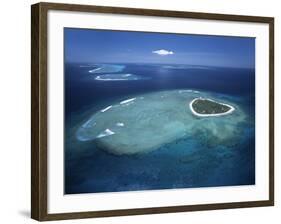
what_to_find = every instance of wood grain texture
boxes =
[31,3,48,221]
[31,2,274,221]
[31,3,40,220]
[269,19,274,203]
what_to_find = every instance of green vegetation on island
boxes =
[191,98,232,115]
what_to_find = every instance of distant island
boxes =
[190,98,235,117]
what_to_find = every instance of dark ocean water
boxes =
[64,63,255,194]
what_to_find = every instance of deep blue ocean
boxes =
[64,63,255,194]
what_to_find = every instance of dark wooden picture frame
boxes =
[31,2,274,221]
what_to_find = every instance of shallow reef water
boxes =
[88,64,125,73]
[88,64,150,81]
[76,90,246,155]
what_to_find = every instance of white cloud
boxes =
[152,49,174,56]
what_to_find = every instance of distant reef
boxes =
[88,64,125,73]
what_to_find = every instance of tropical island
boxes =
[189,97,235,117]
[76,90,241,155]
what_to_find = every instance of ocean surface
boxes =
[64,63,255,194]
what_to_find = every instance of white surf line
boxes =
[120,98,136,105]
[94,74,135,81]
[82,119,96,128]
[100,105,112,112]
[116,122,125,127]
[96,129,115,139]
[95,77,128,81]
[189,98,235,117]
[122,74,132,77]
[89,67,102,73]
[179,90,200,94]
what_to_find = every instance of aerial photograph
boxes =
[64,28,255,194]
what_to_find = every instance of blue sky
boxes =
[64,28,255,68]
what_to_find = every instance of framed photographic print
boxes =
[31,2,274,221]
